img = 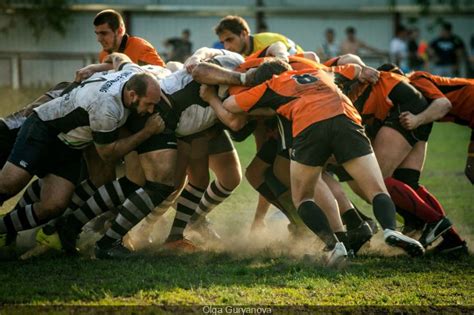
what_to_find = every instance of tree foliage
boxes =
[0,0,72,40]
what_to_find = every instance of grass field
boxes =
[0,88,473,314]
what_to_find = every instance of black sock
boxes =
[341,208,364,230]
[372,193,396,230]
[334,232,349,249]
[256,182,294,223]
[353,204,372,221]
[393,168,421,190]
[297,200,338,249]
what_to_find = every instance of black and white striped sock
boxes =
[167,183,205,240]
[0,204,45,234]
[67,177,141,231]
[97,181,174,247]
[191,180,233,223]
[15,179,42,208]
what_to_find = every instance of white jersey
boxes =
[159,51,244,137]
[34,63,145,149]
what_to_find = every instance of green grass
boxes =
[0,89,473,312]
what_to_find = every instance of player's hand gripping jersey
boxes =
[348,71,409,123]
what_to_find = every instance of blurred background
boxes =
[0,0,473,88]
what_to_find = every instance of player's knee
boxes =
[218,165,241,190]
[143,181,175,205]
[35,200,67,219]
[245,162,265,188]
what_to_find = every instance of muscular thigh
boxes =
[139,149,177,186]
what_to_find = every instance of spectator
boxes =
[317,28,340,62]
[389,25,409,72]
[164,29,193,62]
[340,26,385,56]
[429,22,465,77]
[407,27,427,71]
[467,34,474,77]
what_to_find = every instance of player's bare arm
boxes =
[399,97,452,130]
[95,113,165,162]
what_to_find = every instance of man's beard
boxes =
[106,35,119,53]
[130,100,140,113]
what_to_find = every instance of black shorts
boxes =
[209,130,234,155]
[291,115,373,167]
[179,125,234,155]
[0,121,19,168]
[276,115,293,152]
[256,138,290,164]
[125,112,177,154]
[383,81,433,146]
[137,132,177,154]
[325,163,353,182]
[8,113,82,184]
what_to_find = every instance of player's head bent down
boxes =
[246,58,293,86]
[125,73,161,116]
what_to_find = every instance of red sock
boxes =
[384,178,443,223]
[415,186,446,216]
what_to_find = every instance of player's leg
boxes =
[95,148,177,258]
[188,131,242,241]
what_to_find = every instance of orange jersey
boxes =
[229,55,356,96]
[99,34,165,66]
[349,71,408,122]
[409,71,474,127]
[234,68,362,137]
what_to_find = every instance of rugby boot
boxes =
[324,242,348,268]
[419,217,452,248]
[94,239,132,259]
[433,239,468,257]
[347,221,373,255]
[384,229,424,257]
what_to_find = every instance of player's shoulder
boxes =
[127,36,154,48]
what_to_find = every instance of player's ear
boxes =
[117,25,125,36]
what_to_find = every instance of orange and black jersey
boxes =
[229,55,358,96]
[233,68,362,137]
[408,71,474,127]
[99,34,165,66]
[348,71,409,123]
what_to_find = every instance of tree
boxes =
[0,0,72,40]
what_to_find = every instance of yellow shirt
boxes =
[246,32,304,57]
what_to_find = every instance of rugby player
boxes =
[202,59,426,264]
[0,54,164,247]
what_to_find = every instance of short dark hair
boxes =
[214,15,250,36]
[326,28,335,34]
[94,9,124,32]
[346,26,355,35]
[377,63,404,76]
[126,73,154,97]
[396,25,406,34]
[250,59,292,86]
[442,22,452,32]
